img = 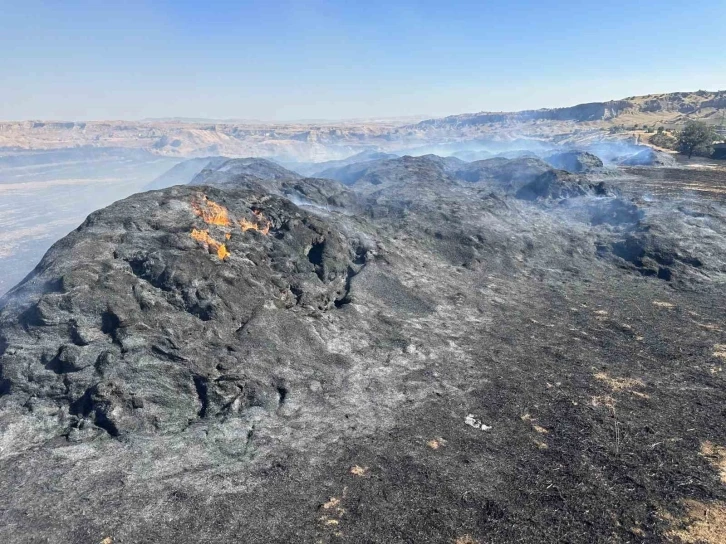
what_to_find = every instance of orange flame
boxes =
[190,228,229,260]
[192,195,231,226]
[240,210,271,235]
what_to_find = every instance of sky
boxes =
[1,0,725,121]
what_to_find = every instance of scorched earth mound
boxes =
[1,155,726,543]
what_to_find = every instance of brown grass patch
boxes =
[349,465,368,477]
[594,372,645,392]
[427,438,446,450]
[319,494,346,530]
[322,497,341,510]
[713,345,726,361]
[454,536,479,544]
[665,500,726,543]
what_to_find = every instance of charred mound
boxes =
[299,150,398,178]
[2,156,726,543]
[545,150,604,173]
[0,185,364,439]
[453,157,552,189]
[191,157,302,185]
[319,154,464,188]
[515,170,609,201]
[598,203,726,284]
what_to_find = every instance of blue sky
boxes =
[1,0,724,121]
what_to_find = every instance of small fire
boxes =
[189,196,270,261]
[239,209,271,235]
[190,228,229,260]
[192,195,231,226]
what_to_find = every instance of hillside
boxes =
[0,91,724,160]
[414,90,726,129]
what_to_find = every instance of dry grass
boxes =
[427,438,445,450]
[322,497,341,511]
[522,413,550,444]
[349,465,368,477]
[713,345,726,361]
[665,500,726,543]
[653,301,676,309]
[454,536,479,544]
[594,372,645,393]
[319,494,347,532]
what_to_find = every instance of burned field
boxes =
[616,165,726,202]
[1,155,726,543]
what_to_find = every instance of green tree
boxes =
[677,121,718,158]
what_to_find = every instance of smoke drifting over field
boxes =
[0,148,179,296]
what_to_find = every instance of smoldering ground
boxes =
[1,149,726,543]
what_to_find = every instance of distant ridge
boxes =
[415,90,726,128]
[2,90,725,159]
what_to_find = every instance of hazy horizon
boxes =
[2,85,725,124]
[2,1,725,122]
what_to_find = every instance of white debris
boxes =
[465,414,492,431]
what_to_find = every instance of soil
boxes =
[1,156,726,543]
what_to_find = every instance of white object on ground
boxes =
[465,414,492,431]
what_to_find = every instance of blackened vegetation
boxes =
[335,245,369,308]
[334,266,357,308]
[307,238,326,281]
[69,383,122,437]
[100,309,121,337]
[192,375,209,418]
[607,228,705,282]
[0,158,725,543]
[0,337,9,395]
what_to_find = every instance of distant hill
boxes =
[414,90,726,128]
[2,91,724,159]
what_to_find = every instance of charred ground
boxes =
[1,154,726,543]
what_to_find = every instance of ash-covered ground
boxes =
[1,152,726,543]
